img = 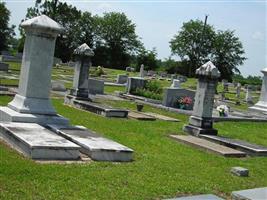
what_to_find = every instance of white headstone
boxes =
[140,64,144,78]
[245,85,253,104]
[171,79,181,88]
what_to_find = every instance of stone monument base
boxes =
[70,88,89,99]
[0,106,69,125]
[183,116,218,136]
[249,101,267,113]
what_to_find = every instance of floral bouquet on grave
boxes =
[177,96,193,110]
[216,105,229,117]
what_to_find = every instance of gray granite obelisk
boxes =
[70,43,94,98]
[250,68,267,112]
[183,61,220,136]
[0,15,68,125]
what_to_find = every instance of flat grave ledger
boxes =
[48,124,134,162]
[231,187,267,200]
[0,122,80,160]
[165,194,224,200]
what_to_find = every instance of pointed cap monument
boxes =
[21,14,64,35]
[196,61,221,78]
[74,43,94,57]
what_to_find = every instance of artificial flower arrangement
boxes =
[216,105,229,117]
[177,96,193,110]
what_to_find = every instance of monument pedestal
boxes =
[249,102,267,113]
[183,116,218,136]
[0,106,69,125]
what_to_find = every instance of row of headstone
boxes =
[0,52,22,62]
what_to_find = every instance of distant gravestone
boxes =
[116,74,128,84]
[250,68,267,112]
[70,43,94,98]
[183,61,220,136]
[245,85,253,104]
[222,79,228,91]
[51,80,66,91]
[236,82,241,105]
[177,75,187,83]
[88,78,104,95]
[140,64,145,78]
[126,77,147,94]
[0,62,9,71]
[171,79,181,88]
[171,74,177,82]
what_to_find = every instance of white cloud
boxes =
[252,31,265,41]
[97,3,113,13]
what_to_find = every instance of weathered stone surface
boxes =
[250,68,267,112]
[128,111,156,121]
[231,187,267,200]
[0,122,80,160]
[7,15,63,115]
[245,85,253,104]
[140,64,145,78]
[71,43,94,98]
[64,95,128,118]
[88,78,104,95]
[51,80,66,91]
[126,77,147,94]
[199,134,267,156]
[165,194,224,200]
[162,88,195,110]
[48,124,134,162]
[144,112,180,122]
[231,167,249,177]
[170,135,246,157]
[0,62,9,71]
[116,74,128,84]
[184,61,220,136]
[171,79,181,88]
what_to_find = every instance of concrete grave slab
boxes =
[0,122,80,160]
[47,124,134,162]
[232,187,267,200]
[170,135,246,157]
[200,135,267,156]
[231,167,249,177]
[144,112,180,122]
[165,194,224,200]
[128,111,156,121]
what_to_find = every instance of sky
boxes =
[2,0,267,77]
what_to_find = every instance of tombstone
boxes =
[88,78,104,95]
[171,79,181,88]
[171,74,177,82]
[0,62,9,71]
[236,82,241,105]
[245,85,253,104]
[51,80,66,92]
[126,67,131,72]
[126,77,146,94]
[140,64,145,78]
[162,88,195,110]
[250,68,267,112]
[183,61,220,136]
[0,15,69,125]
[177,75,187,83]
[116,74,128,84]
[70,43,94,98]
[222,79,228,91]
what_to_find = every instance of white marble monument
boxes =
[183,61,220,136]
[171,79,181,88]
[140,64,144,78]
[245,85,253,104]
[0,15,68,125]
[250,68,267,112]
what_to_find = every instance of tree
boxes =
[170,19,246,80]
[0,2,15,52]
[24,0,83,62]
[170,19,215,77]
[135,48,159,70]
[96,12,143,68]
[212,30,246,80]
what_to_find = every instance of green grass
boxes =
[1,95,267,200]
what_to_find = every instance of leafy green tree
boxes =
[212,30,246,81]
[170,20,215,77]
[0,2,15,52]
[135,48,159,70]
[170,19,246,80]
[24,0,83,62]
[96,12,143,68]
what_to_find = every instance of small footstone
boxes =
[165,194,224,200]
[231,187,267,200]
[231,167,249,177]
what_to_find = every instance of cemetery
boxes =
[0,1,267,200]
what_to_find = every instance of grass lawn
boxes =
[0,95,267,200]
